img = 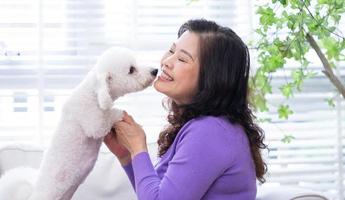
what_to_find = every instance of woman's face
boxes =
[154,31,200,105]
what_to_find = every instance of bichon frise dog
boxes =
[0,47,158,200]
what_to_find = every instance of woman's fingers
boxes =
[114,121,126,131]
[122,111,135,124]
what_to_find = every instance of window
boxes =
[0,0,252,143]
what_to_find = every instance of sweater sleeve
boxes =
[131,118,234,200]
[123,162,135,190]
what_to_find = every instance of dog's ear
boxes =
[96,72,113,110]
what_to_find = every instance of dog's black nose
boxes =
[151,69,158,76]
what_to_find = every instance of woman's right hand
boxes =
[104,128,131,166]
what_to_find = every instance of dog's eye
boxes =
[129,66,136,74]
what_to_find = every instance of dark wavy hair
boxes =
[157,19,267,183]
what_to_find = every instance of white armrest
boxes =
[256,185,329,200]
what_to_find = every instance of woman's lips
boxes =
[159,70,174,81]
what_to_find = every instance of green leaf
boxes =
[287,21,296,30]
[291,69,306,91]
[321,37,341,60]
[306,70,318,78]
[325,98,336,108]
[279,0,287,5]
[281,134,295,143]
[278,105,293,119]
[341,39,345,49]
[255,70,272,93]
[249,75,270,112]
[318,0,331,4]
[257,7,277,29]
[252,92,269,112]
[280,83,294,98]
[274,0,287,6]
[263,54,286,72]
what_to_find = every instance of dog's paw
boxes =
[111,108,124,122]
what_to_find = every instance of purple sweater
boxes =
[123,116,256,200]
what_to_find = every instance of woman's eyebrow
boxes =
[172,43,194,61]
[180,49,194,61]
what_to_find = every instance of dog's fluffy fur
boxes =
[0,47,157,200]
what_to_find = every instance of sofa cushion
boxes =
[256,184,329,200]
[0,142,158,200]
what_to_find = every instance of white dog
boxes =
[0,47,158,200]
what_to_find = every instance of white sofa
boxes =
[0,142,330,200]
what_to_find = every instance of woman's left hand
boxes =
[114,111,148,158]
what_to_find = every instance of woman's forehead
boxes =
[174,31,199,57]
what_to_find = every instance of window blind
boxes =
[0,0,252,142]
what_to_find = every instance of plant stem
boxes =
[306,33,345,99]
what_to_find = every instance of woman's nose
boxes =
[161,56,173,69]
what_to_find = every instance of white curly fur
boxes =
[0,47,157,200]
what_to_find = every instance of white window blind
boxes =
[0,0,252,142]
[261,73,345,199]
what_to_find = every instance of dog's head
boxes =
[95,47,158,110]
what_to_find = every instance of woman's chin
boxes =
[153,80,163,92]
[153,80,169,95]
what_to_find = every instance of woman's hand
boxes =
[104,130,131,166]
[114,112,148,159]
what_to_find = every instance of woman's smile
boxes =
[158,70,174,82]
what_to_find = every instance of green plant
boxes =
[185,0,344,143]
[253,0,345,120]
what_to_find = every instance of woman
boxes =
[104,19,267,200]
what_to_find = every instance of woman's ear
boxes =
[97,72,113,110]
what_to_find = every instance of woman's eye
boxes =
[178,58,186,63]
[129,66,136,74]
[168,49,174,54]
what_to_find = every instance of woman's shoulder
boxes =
[178,115,246,142]
[185,115,241,132]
